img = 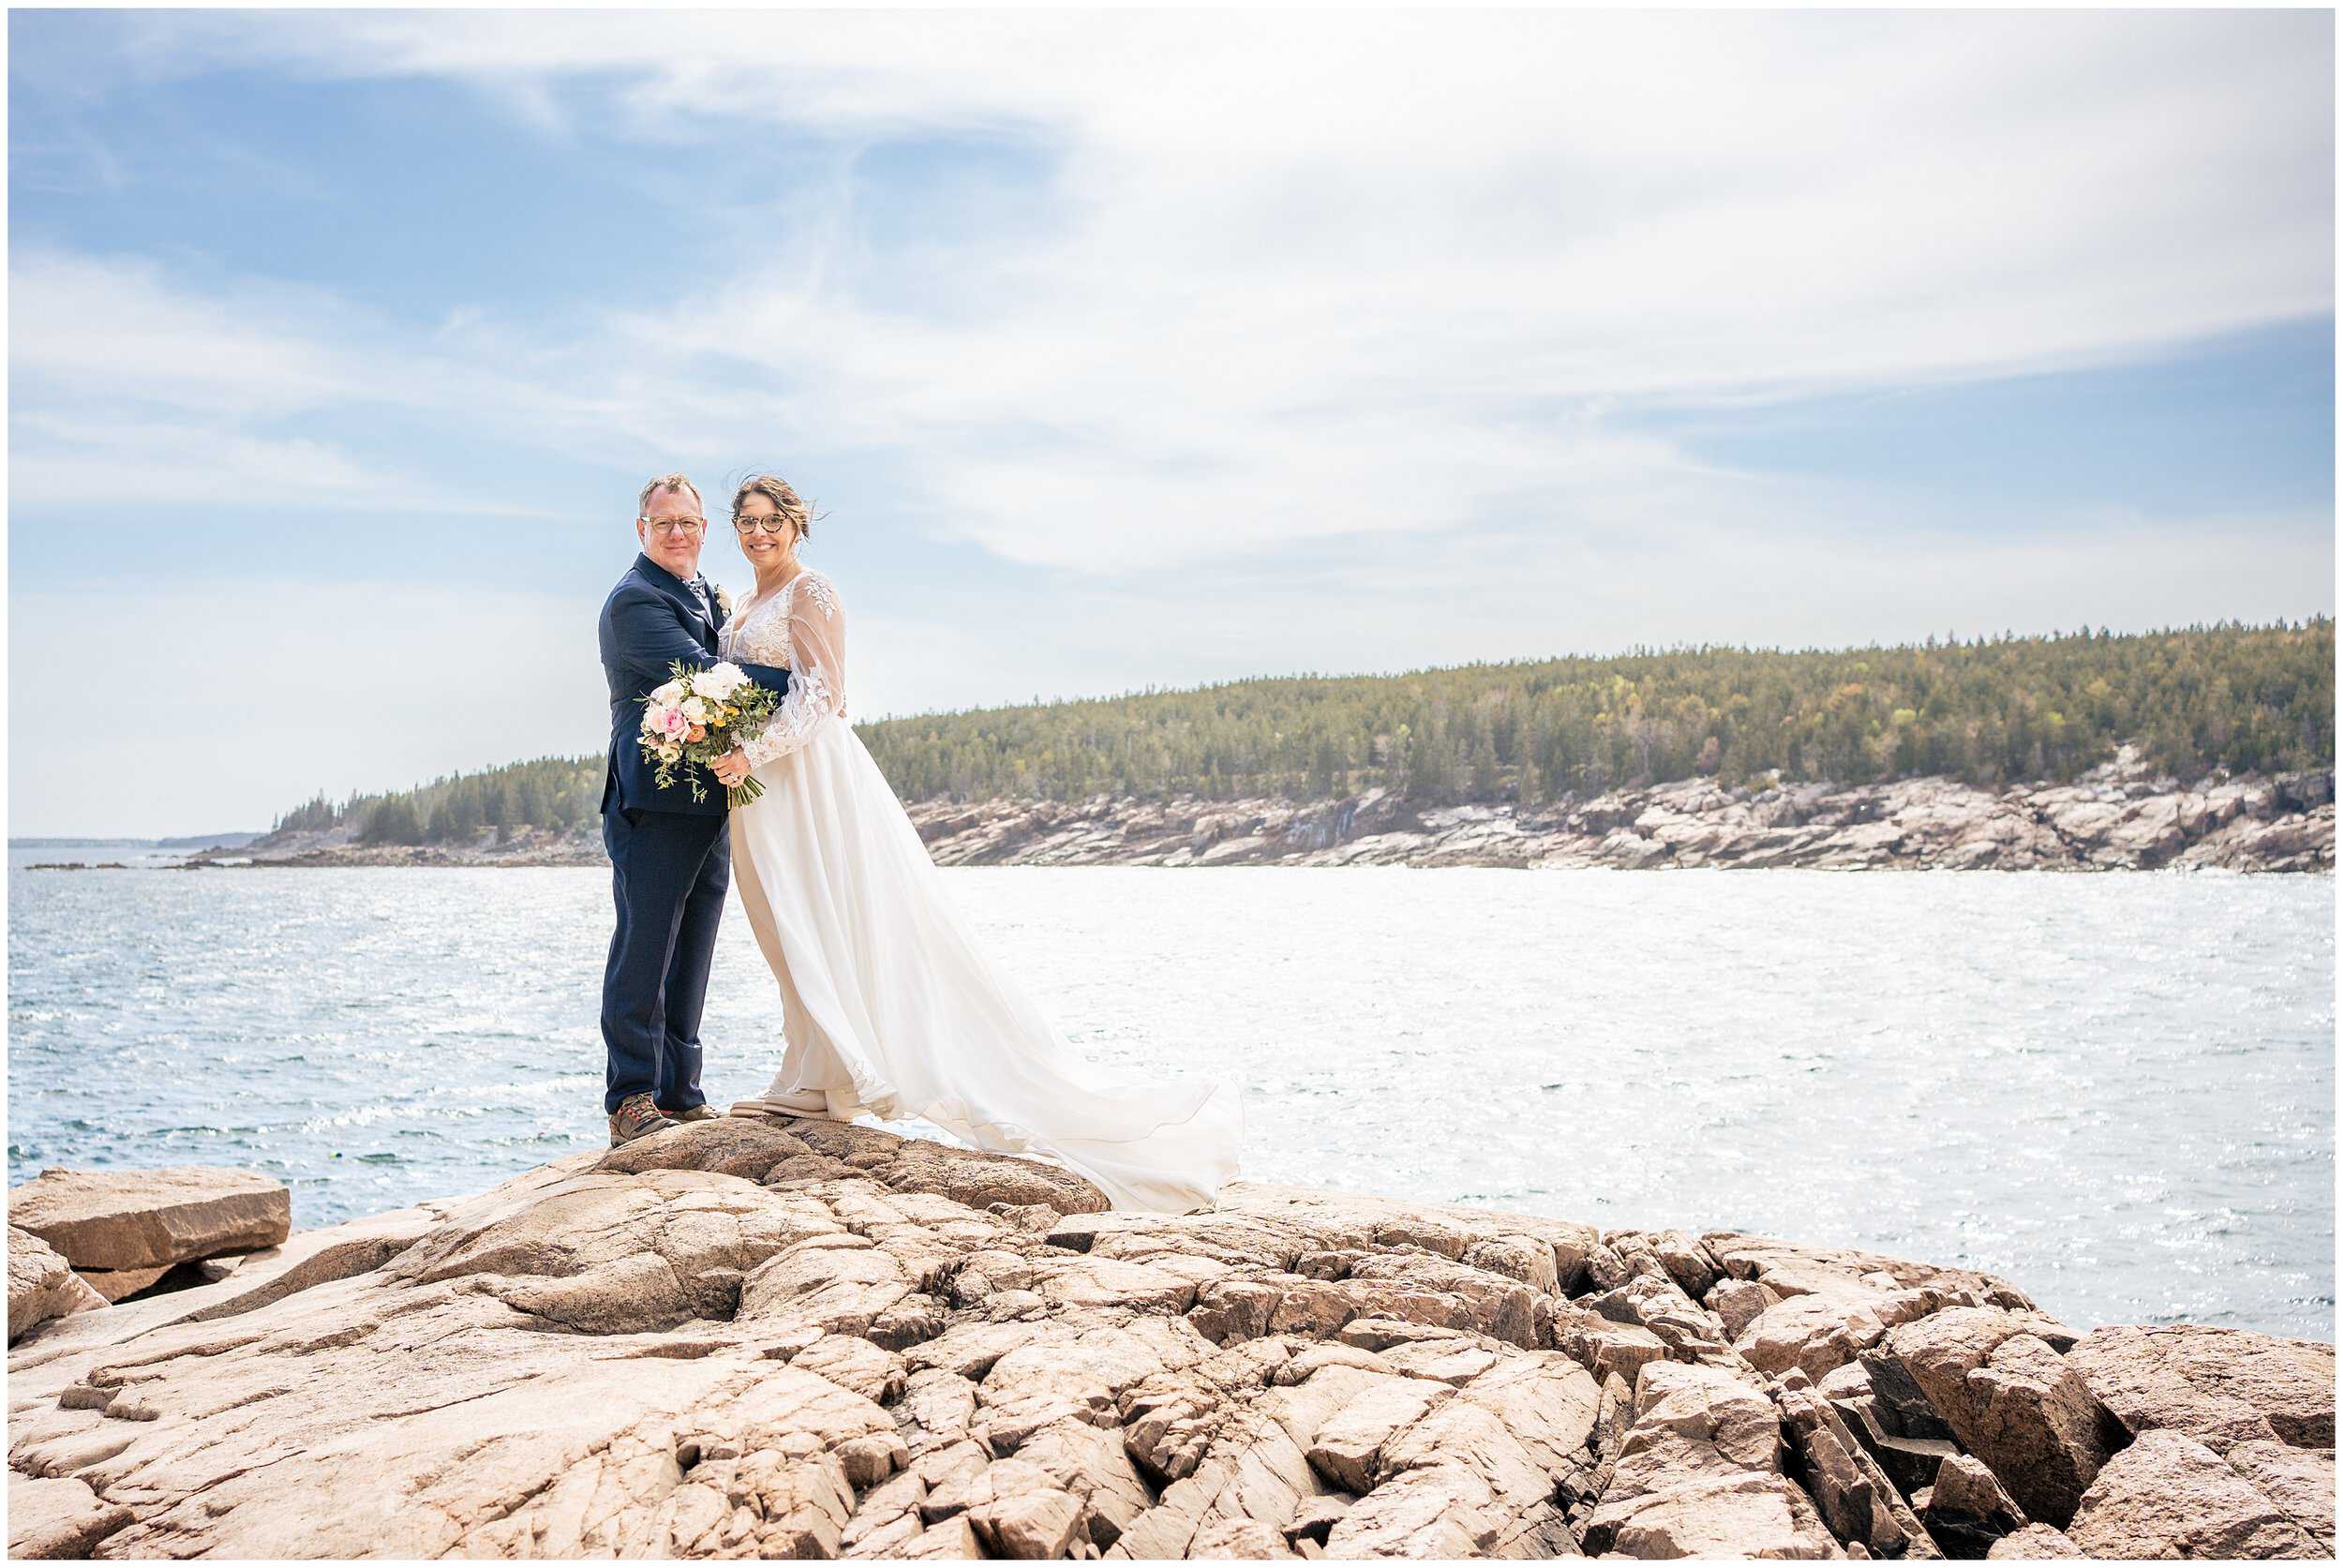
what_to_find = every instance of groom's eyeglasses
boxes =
[734,515,792,535]
[643,517,707,537]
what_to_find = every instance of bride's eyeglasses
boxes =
[734,515,794,535]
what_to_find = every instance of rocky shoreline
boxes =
[8,1125,2335,1559]
[906,751,2334,874]
[173,746,2334,873]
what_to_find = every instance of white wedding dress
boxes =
[717,568,1242,1212]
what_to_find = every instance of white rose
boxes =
[680,696,709,723]
[650,679,686,706]
[658,742,682,764]
[693,664,749,700]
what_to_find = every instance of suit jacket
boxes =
[599,553,794,817]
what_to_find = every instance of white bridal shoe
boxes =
[727,1087,841,1120]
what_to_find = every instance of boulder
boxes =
[1582,1471,1843,1559]
[793,1333,910,1404]
[1882,1307,2111,1526]
[1607,1360,1785,1499]
[7,1226,105,1343]
[1738,1292,1893,1381]
[2065,1429,2322,1560]
[1708,1277,1779,1341]
[1462,1235,1563,1296]
[1547,1301,1673,1385]
[2223,1439,2338,1555]
[948,1459,1085,1560]
[1650,1230,1721,1301]
[1920,1453,2026,1558]
[1580,1360,1843,1557]
[8,1166,290,1271]
[1589,1270,1740,1365]
[2064,1322,2336,1455]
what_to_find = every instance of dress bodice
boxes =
[720,571,837,670]
[722,570,849,767]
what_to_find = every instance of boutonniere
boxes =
[713,586,736,620]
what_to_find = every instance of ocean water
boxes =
[7,853,2333,1341]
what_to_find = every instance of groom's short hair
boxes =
[636,472,703,518]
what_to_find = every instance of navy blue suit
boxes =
[597,554,793,1115]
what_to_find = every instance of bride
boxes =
[707,474,1242,1213]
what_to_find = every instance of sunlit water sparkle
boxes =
[7,855,2331,1339]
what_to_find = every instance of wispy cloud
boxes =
[6,10,2331,832]
[15,11,2330,571]
[7,250,699,512]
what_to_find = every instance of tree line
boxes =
[274,620,2334,846]
[273,756,607,847]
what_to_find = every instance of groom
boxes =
[597,473,794,1146]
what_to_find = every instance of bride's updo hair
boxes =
[730,473,820,544]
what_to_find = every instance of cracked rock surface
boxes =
[7,1118,2333,1559]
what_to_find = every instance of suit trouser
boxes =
[601,805,729,1114]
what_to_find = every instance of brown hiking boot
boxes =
[659,1103,721,1123]
[608,1092,678,1146]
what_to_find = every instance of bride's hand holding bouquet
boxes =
[637,660,780,808]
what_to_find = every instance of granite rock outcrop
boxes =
[7,1121,2333,1560]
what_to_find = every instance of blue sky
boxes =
[8,9,2335,835]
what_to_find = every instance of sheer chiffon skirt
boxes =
[726,719,1242,1212]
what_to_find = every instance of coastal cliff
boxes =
[906,752,2334,873]
[8,1122,2334,1559]
[201,747,2333,873]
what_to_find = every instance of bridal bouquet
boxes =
[638,660,781,808]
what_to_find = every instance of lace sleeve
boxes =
[740,573,847,766]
